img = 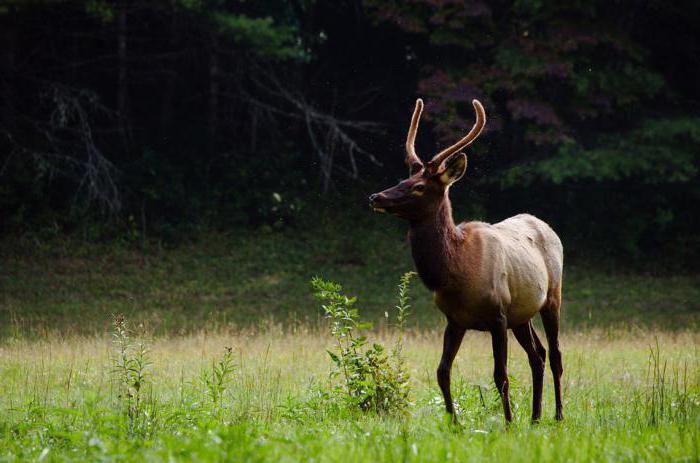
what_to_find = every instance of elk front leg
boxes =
[437,322,466,421]
[491,315,513,422]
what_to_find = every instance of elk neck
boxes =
[408,193,462,291]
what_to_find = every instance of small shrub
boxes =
[311,272,415,413]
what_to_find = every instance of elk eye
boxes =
[413,184,425,193]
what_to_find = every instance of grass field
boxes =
[2,220,699,338]
[0,328,698,461]
[1,223,699,461]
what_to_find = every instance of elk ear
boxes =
[438,152,467,185]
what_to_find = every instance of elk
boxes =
[369,99,564,423]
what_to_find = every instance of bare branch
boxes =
[241,62,382,191]
[6,84,122,215]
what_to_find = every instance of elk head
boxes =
[369,98,486,221]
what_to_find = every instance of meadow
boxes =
[1,221,699,462]
[0,327,698,461]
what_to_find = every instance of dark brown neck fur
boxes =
[408,194,461,291]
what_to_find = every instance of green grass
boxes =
[0,329,698,461]
[2,218,699,338]
[1,219,699,461]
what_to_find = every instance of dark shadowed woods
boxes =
[0,0,699,269]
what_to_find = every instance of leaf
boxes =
[327,350,340,364]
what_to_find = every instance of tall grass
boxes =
[0,328,697,461]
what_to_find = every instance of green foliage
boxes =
[391,271,415,361]
[173,0,305,60]
[84,0,113,21]
[397,3,669,146]
[501,117,700,186]
[200,347,236,408]
[213,13,306,61]
[311,273,414,413]
[111,314,157,436]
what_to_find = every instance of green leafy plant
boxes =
[311,272,415,413]
[200,347,236,408]
[111,314,156,435]
[390,271,415,392]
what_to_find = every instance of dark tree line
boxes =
[1,1,698,266]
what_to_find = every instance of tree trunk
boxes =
[208,36,219,154]
[117,3,129,146]
[0,13,17,135]
[159,3,179,142]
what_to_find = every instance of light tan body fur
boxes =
[446,214,562,329]
[415,212,563,331]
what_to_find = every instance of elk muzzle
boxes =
[368,193,387,213]
[369,182,414,214]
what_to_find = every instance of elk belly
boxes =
[507,268,547,327]
[504,256,548,327]
[433,287,504,331]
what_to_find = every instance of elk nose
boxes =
[369,193,379,203]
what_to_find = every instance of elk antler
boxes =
[405,98,424,172]
[428,99,485,170]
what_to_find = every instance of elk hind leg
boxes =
[540,285,564,420]
[513,321,545,422]
[491,315,512,422]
